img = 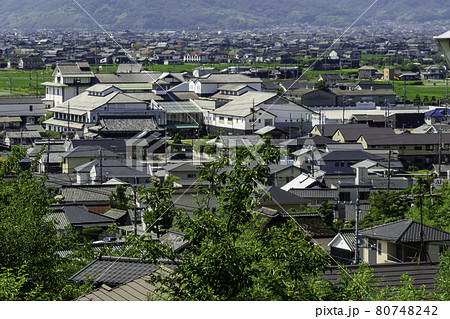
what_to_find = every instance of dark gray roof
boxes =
[0,97,45,104]
[312,123,370,137]
[361,219,450,243]
[51,204,115,228]
[75,159,152,179]
[289,188,339,199]
[69,256,175,286]
[60,185,118,203]
[334,126,396,142]
[324,262,439,293]
[70,139,127,154]
[62,145,119,159]
[362,133,450,146]
[93,117,160,133]
[335,228,357,252]
[321,150,382,162]
[261,186,308,205]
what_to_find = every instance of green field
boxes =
[0,69,53,97]
[391,81,449,102]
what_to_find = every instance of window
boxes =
[378,242,382,255]
[414,146,423,150]
[265,119,273,126]
[426,145,434,151]
[29,105,33,112]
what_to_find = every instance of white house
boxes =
[41,62,95,108]
[209,91,315,135]
[44,84,163,133]
[188,74,262,96]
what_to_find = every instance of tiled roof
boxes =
[60,185,118,203]
[361,219,450,243]
[51,204,115,228]
[69,255,176,287]
[76,274,161,301]
[261,186,308,205]
[324,262,439,293]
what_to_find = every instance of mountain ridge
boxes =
[0,0,449,31]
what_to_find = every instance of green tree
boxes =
[144,139,330,300]
[139,179,178,238]
[360,190,409,228]
[314,80,329,91]
[0,146,90,300]
[108,185,132,210]
[413,94,421,106]
[318,201,335,228]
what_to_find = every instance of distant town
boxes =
[2,24,450,301]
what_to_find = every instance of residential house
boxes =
[74,158,153,185]
[317,74,343,85]
[44,84,160,133]
[358,66,379,79]
[4,130,41,147]
[49,204,116,233]
[266,163,304,188]
[360,219,450,264]
[151,100,203,137]
[289,88,337,107]
[18,56,44,70]
[331,88,397,107]
[209,91,314,135]
[61,145,120,174]
[0,97,47,125]
[331,126,396,143]
[59,185,128,213]
[421,65,447,80]
[357,133,450,169]
[188,73,262,96]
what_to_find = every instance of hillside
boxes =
[0,0,449,31]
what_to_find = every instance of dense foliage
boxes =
[142,139,331,300]
[0,146,93,300]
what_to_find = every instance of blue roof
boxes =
[424,108,450,118]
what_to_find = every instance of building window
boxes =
[265,119,273,126]
[377,242,382,255]
[414,146,423,150]
[29,105,33,112]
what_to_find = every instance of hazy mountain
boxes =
[0,0,449,31]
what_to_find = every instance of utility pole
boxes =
[99,147,103,184]
[354,197,361,265]
[438,124,442,176]
[46,138,50,173]
[251,99,255,133]
[67,102,70,134]
[342,96,345,124]
[134,177,138,236]
[387,147,391,193]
